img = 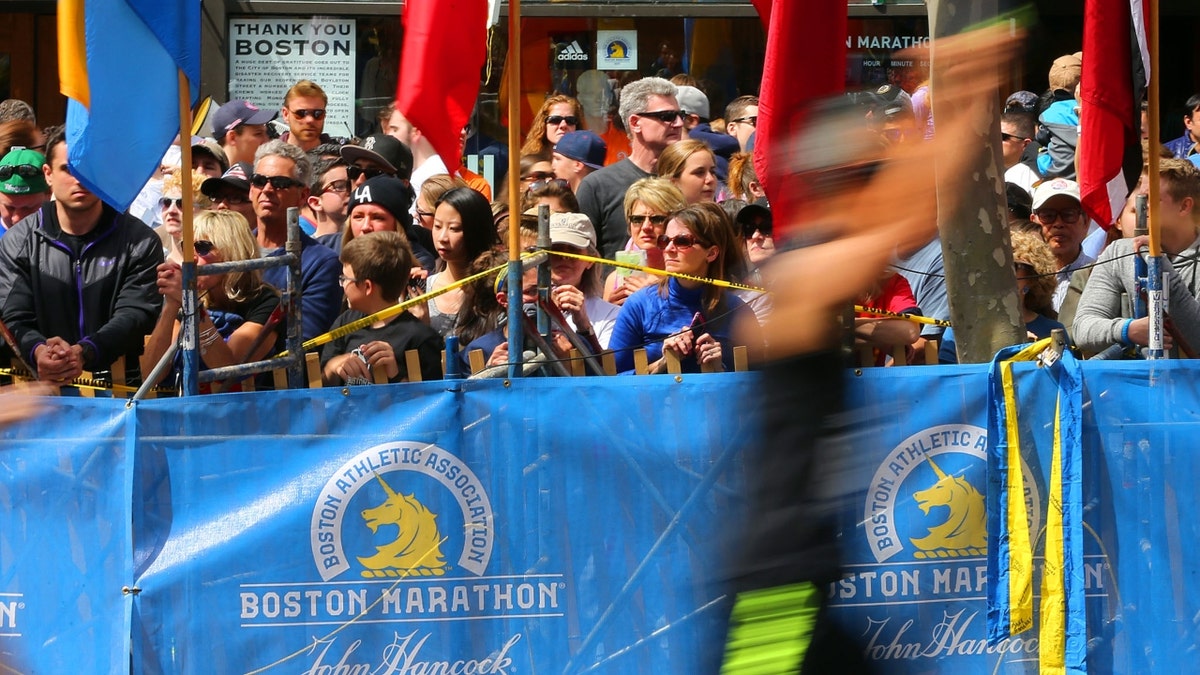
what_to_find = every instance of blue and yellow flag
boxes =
[57,0,199,212]
[986,341,1087,674]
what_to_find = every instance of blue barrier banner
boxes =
[0,398,133,672]
[4,363,1200,673]
[130,377,748,674]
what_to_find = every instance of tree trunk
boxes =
[929,0,1026,362]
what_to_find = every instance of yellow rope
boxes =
[541,248,770,294]
[854,305,953,327]
[277,253,538,357]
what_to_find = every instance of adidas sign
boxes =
[557,40,589,62]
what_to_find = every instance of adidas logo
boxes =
[557,40,589,62]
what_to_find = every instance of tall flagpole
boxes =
[504,0,523,378]
[1145,0,1164,358]
[178,68,200,393]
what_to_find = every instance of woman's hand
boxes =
[157,261,183,306]
[662,325,695,359]
[486,341,509,368]
[551,284,589,326]
[694,332,724,369]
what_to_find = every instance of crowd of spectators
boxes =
[0,52,1197,390]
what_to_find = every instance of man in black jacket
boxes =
[0,128,163,384]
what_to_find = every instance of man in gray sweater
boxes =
[1073,159,1200,355]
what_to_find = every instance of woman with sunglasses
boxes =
[520,95,585,158]
[426,187,500,337]
[156,168,212,264]
[603,178,686,306]
[655,139,718,204]
[141,209,281,391]
[726,200,775,324]
[608,204,761,374]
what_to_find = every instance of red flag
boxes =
[752,0,847,234]
[1079,0,1148,228]
[396,0,488,173]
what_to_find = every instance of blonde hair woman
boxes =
[141,209,281,391]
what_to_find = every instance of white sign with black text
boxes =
[227,16,357,138]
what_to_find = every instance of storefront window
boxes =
[223,12,927,146]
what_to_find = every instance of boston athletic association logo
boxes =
[866,424,1040,564]
[311,441,494,581]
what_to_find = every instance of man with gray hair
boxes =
[577,76,684,258]
[252,139,342,341]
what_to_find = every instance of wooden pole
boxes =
[504,0,524,378]
[178,69,200,395]
[1145,0,1165,357]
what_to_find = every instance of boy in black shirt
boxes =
[320,231,443,384]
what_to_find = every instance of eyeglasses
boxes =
[158,197,185,211]
[321,179,350,194]
[657,234,704,250]
[346,165,389,182]
[338,274,360,286]
[1000,132,1026,142]
[194,240,218,257]
[416,207,435,219]
[1034,207,1082,224]
[212,192,249,206]
[0,164,40,181]
[250,174,304,190]
[288,108,326,120]
[629,214,669,227]
[729,116,758,127]
[546,115,579,126]
[637,109,685,124]
[522,171,556,183]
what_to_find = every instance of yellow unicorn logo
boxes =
[909,456,987,558]
[358,473,447,577]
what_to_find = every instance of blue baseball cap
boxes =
[554,131,606,170]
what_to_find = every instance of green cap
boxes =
[0,147,48,195]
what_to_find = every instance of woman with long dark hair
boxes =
[424,187,499,336]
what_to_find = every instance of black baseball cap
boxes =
[340,134,414,181]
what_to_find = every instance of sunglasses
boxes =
[729,115,758,127]
[1000,132,1026,142]
[637,109,685,123]
[158,197,186,211]
[1034,207,1082,224]
[741,221,772,238]
[528,178,569,192]
[250,174,304,190]
[657,234,704,250]
[212,192,249,205]
[288,108,326,120]
[346,165,389,182]
[0,164,40,181]
[321,179,351,194]
[546,115,579,126]
[194,240,218,257]
[416,208,435,219]
[629,214,669,227]
[523,171,556,183]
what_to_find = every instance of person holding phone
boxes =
[608,204,762,373]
